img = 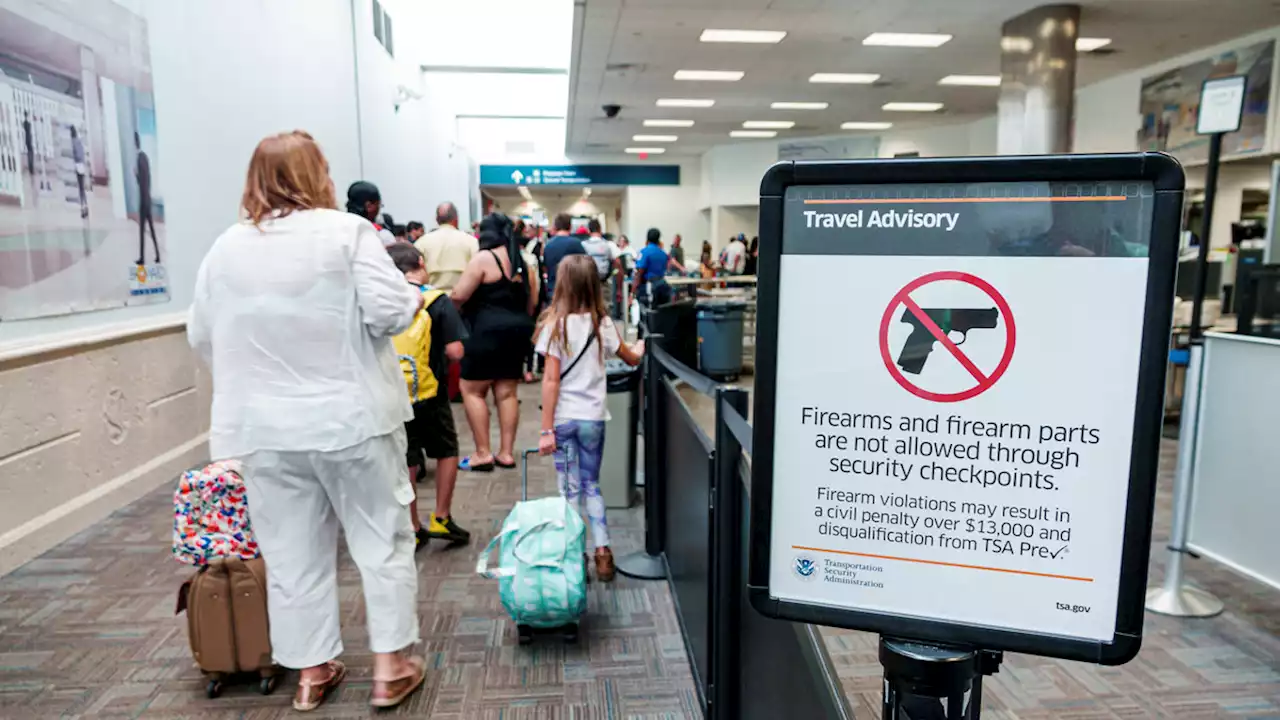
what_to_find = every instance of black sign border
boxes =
[748,153,1184,665]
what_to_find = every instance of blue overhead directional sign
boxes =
[480,164,681,186]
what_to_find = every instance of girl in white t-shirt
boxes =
[535,255,645,582]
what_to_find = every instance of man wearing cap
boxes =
[414,202,477,292]
[347,181,397,245]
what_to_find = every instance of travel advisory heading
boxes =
[804,209,960,232]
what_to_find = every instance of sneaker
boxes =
[414,527,429,552]
[427,514,471,545]
[594,547,616,583]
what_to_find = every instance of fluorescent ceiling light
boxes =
[674,70,744,81]
[809,73,880,84]
[626,147,666,154]
[731,130,777,138]
[743,120,795,129]
[644,119,695,127]
[842,121,894,130]
[633,134,678,142]
[882,102,944,112]
[771,101,829,110]
[863,32,952,48]
[657,98,715,108]
[938,75,1001,86]
[518,186,532,199]
[1076,37,1112,52]
[700,29,786,44]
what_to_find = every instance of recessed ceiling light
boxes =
[938,75,1001,86]
[743,120,795,129]
[657,98,715,108]
[633,134,678,142]
[882,102,944,112]
[644,119,695,127]
[841,121,894,130]
[863,32,952,48]
[809,73,881,84]
[1076,37,1112,52]
[626,147,667,154]
[674,70,744,81]
[770,101,829,110]
[700,29,787,44]
[731,130,777,138]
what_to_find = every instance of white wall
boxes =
[621,156,707,247]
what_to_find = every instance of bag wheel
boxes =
[517,624,534,646]
[259,675,279,695]
[205,679,223,699]
[563,623,579,644]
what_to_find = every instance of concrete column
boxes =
[997,4,1080,155]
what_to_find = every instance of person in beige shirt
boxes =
[414,202,478,291]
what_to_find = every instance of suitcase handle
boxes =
[521,448,540,502]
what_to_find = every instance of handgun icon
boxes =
[897,308,999,375]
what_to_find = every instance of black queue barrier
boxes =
[629,340,854,720]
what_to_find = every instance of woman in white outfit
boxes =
[188,131,426,712]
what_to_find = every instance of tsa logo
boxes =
[793,554,818,581]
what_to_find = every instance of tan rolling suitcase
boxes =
[176,556,280,697]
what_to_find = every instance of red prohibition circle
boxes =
[878,270,1016,403]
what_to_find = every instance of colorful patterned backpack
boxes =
[477,495,588,639]
[172,461,260,566]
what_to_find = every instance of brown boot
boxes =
[594,547,616,583]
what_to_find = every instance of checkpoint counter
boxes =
[1187,330,1280,591]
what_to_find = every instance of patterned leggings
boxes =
[554,420,608,548]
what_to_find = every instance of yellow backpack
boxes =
[392,288,447,403]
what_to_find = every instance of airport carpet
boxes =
[0,384,699,719]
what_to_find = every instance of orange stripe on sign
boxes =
[802,196,1128,205]
[791,545,1094,583]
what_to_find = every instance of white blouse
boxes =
[189,208,419,460]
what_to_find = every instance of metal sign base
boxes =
[1143,343,1224,618]
[616,551,666,580]
[879,638,1001,720]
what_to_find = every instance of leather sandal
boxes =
[293,660,346,712]
[370,655,426,709]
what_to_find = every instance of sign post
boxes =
[750,154,1183,716]
[1143,75,1245,619]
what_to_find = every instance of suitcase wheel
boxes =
[259,675,279,695]
[205,678,223,699]
[517,624,534,646]
[563,623,579,645]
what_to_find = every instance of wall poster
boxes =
[1138,39,1274,164]
[0,0,169,323]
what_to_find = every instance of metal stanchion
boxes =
[879,638,1001,720]
[1144,131,1225,618]
[1144,342,1223,616]
[617,336,666,580]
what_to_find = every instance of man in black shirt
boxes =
[541,212,586,298]
[135,132,160,265]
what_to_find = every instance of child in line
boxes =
[387,243,471,549]
[535,255,644,581]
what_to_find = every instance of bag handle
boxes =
[474,518,568,578]
[511,519,569,569]
[475,530,510,579]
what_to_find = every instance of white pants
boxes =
[242,429,419,668]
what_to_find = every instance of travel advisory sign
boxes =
[752,159,1181,661]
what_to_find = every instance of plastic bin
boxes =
[697,301,746,381]
[643,299,698,369]
[600,359,641,509]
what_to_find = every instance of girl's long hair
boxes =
[536,254,608,362]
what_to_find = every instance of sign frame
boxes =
[1195,74,1247,136]
[748,153,1184,665]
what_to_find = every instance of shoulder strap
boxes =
[560,329,597,380]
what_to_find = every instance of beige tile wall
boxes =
[0,326,211,576]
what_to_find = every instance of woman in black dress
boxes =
[744,236,759,276]
[452,214,539,470]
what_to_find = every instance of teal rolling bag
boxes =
[476,449,588,644]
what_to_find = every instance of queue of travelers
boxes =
[186,129,761,712]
